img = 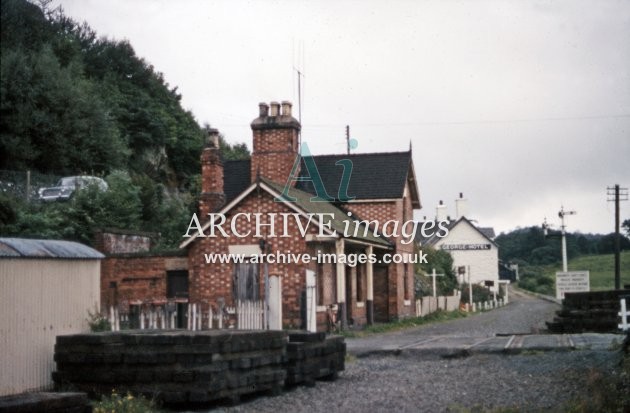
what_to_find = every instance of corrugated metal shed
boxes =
[0,238,104,259]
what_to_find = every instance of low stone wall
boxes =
[547,289,630,333]
[53,329,346,407]
[285,331,345,386]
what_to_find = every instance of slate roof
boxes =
[222,151,416,204]
[261,178,392,248]
[295,151,413,200]
[0,238,104,259]
[478,227,496,240]
[224,160,251,203]
[414,217,498,247]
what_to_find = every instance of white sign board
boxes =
[556,271,590,299]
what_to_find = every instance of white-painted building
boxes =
[0,238,103,396]
[429,218,499,285]
[417,194,499,287]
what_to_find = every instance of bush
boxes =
[87,307,111,332]
[518,267,555,296]
[459,284,499,305]
[93,390,162,413]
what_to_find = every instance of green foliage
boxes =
[87,307,111,332]
[517,266,555,296]
[496,226,630,266]
[1,170,188,247]
[517,251,630,296]
[459,283,503,305]
[341,309,468,338]
[219,135,250,161]
[93,390,162,413]
[415,246,458,296]
[623,219,630,237]
[563,355,630,413]
[0,0,252,248]
[1,0,230,184]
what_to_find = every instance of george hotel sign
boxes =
[441,244,492,251]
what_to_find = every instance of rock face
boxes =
[547,289,630,333]
[52,329,345,406]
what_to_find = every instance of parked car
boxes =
[38,176,108,201]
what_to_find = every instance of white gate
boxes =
[268,275,283,330]
[306,270,317,332]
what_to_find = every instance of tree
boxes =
[623,219,630,237]
[415,246,458,296]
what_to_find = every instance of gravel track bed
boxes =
[209,350,618,413]
[184,292,618,412]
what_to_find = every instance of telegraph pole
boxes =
[553,206,576,272]
[607,184,628,290]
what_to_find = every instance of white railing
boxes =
[236,300,264,330]
[619,298,629,332]
[107,300,266,332]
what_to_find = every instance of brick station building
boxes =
[181,101,421,331]
[100,100,422,332]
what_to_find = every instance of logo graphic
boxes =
[275,142,356,202]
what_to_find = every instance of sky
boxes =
[55,0,630,235]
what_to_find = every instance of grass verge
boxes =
[340,309,469,338]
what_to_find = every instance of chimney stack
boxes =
[250,100,301,184]
[436,200,448,222]
[199,127,225,217]
[455,192,468,219]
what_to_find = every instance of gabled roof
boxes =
[262,178,391,248]
[414,217,498,248]
[0,238,104,259]
[478,227,496,240]
[181,178,393,249]
[295,151,418,205]
[224,160,251,203]
[222,151,420,206]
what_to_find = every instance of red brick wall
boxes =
[187,189,319,329]
[344,183,417,320]
[100,255,187,311]
[250,128,299,185]
[94,232,151,255]
[200,146,225,216]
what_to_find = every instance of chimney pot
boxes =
[459,192,463,199]
[436,200,448,222]
[270,101,280,117]
[206,128,220,148]
[259,102,269,118]
[281,101,292,117]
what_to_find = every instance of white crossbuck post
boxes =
[430,268,445,297]
[619,298,629,332]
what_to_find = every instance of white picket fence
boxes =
[619,298,629,332]
[107,300,265,332]
[415,295,508,316]
[415,295,460,317]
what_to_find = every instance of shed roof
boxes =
[0,238,104,259]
